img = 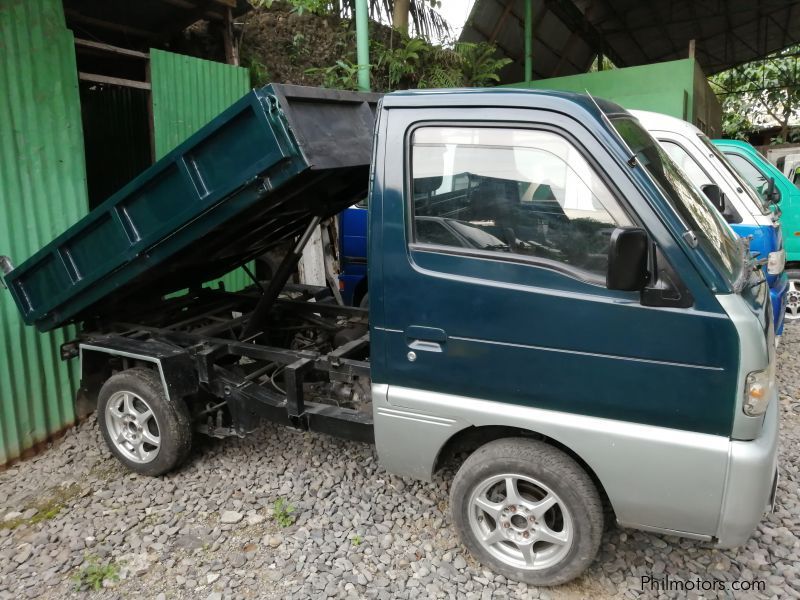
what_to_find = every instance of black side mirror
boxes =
[607,227,649,291]
[766,177,781,204]
[701,184,725,212]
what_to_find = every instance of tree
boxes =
[392,0,410,33]
[710,45,800,141]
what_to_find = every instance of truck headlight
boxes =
[767,249,785,275]
[744,368,772,416]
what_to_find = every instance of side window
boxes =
[725,153,769,199]
[410,127,631,280]
[661,141,714,188]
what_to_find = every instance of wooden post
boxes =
[688,39,696,59]
[223,7,239,66]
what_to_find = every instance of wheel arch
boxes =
[79,339,197,410]
[432,425,615,519]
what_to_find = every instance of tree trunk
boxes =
[392,0,410,34]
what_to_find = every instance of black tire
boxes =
[785,269,800,321]
[97,368,192,476]
[450,438,603,586]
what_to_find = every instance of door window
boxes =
[410,127,631,280]
[724,152,771,199]
[660,141,714,188]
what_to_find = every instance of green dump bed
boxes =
[2,84,381,332]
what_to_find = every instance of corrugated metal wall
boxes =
[150,49,253,292]
[0,0,87,464]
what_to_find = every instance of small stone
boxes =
[454,556,467,570]
[220,511,243,524]
[21,508,38,520]
[268,536,282,548]
[3,512,22,523]
[229,553,247,568]
[207,593,222,600]
[14,544,33,564]
[207,573,220,584]
[156,594,166,600]
[246,514,265,526]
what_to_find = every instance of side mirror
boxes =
[766,177,781,204]
[607,227,649,291]
[701,184,725,212]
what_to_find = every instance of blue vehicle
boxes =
[3,86,778,587]
[339,202,369,307]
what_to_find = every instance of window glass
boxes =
[611,117,743,287]
[724,153,771,200]
[660,141,714,188]
[698,137,772,213]
[411,127,631,280]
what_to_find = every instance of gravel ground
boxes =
[2,327,800,600]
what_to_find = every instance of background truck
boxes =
[714,140,800,319]
[1,85,778,587]
[631,110,788,336]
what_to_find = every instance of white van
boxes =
[632,110,788,337]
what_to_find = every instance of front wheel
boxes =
[97,368,192,476]
[786,270,800,320]
[450,438,603,586]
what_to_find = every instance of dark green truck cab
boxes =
[1,86,778,586]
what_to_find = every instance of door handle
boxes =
[406,326,447,353]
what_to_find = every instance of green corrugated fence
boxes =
[0,0,87,464]
[150,50,254,293]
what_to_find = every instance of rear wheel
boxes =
[97,368,192,476]
[450,438,603,586]
[786,270,800,320]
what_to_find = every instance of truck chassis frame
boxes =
[70,283,374,446]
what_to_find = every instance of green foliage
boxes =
[377,37,427,87]
[71,556,119,592]
[373,37,509,90]
[249,0,450,41]
[352,533,362,545]
[273,498,296,527]
[243,54,270,88]
[289,33,309,58]
[306,59,364,90]
[454,42,513,87]
[250,0,333,16]
[709,45,800,141]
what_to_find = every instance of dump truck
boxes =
[1,84,778,586]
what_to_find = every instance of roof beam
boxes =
[488,0,516,43]
[74,38,150,59]
[65,10,156,37]
[79,72,151,90]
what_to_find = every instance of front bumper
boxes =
[715,391,779,548]
[770,273,789,336]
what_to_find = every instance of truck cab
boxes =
[631,110,788,335]
[714,139,800,319]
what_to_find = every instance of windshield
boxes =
[697,136,772,214]
[611,116,744,288]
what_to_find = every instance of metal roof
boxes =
[461,0,800,83]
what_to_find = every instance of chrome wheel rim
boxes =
[105,390,161,464]
[468,474,573,571]
[787,279,800,320]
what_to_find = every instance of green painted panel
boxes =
[507,59,697,121]
[0,0,87,464]
[150,49,253,292]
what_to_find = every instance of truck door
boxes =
[372,109,735,435]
